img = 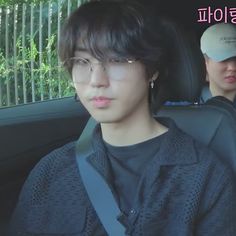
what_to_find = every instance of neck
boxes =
[210,84,236,102]
[101,109,168,146]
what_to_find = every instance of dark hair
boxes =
[59,0,169,112]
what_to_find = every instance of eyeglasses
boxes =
[64,56,138,83]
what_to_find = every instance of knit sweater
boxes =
[8,119,236,236]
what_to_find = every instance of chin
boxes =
[93,118,118,124]
[91,113,123,124]
[90,113,114,123]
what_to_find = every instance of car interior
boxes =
[0,0,235,235]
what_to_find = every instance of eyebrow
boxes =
[75,47,88,52]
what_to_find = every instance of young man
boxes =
[9,1,236,235]
[200,23,236,104]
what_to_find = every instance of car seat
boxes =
[156,20,236,174]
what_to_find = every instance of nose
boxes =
[227,59,236,71]
[89,63,110,88]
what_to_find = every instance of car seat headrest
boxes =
[162,19,206,102]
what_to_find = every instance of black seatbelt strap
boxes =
[75,118,126,236]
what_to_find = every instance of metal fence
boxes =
[0,0,85,107]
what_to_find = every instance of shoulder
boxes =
[177,127,235,192]
[162,117,235,182]
[31,141,76,178]
[168,123,236,198]
[9,141,93,234]
[179,124,232,172]
[193,139,233,179]
[40,141,76,166]
[18,141,78,203]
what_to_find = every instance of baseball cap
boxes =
[200,23,236,62]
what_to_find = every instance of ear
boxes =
[150,71,159,82]
[204,58,209,82]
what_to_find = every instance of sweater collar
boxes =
[155,117,198,165]
[88,117,198,168]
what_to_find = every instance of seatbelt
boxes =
[75,117,126,236]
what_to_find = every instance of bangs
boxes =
[75,4,141,60]
[76,27,132,60]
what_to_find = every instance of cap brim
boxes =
[207,50,236,62]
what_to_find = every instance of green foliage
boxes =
[0,0,79,107]
[0,33,74,107]
[0,0,49,7]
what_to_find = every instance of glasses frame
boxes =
[64,56,139,83]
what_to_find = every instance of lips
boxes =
[91,96,112,108]
[224,76,236,83]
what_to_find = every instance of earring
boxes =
[150,80,154,89]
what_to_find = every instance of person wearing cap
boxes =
[200,23,236,105]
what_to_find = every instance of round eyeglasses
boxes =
[64,57,138,83]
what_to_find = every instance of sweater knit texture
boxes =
[8,119,236,236]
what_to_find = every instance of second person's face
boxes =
[206,57,236,98]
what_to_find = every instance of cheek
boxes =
[73,83,87,103]
[108,68,127,81]
[207,63,223,78]
[115,78,149,106]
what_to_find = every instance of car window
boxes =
[0,0,86,108]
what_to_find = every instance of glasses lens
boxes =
[70,57,137,83]
[105,58,136,80]
[71,57,90,83]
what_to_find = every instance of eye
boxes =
[108,58,137,65]
[108,58,127,64]
[73,57,89,66]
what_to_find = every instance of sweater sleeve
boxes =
[196,170,236,236]
[7,156,53,235]
[7,142,76,236]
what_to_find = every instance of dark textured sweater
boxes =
[8,119,236,236]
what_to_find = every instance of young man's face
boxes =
[205,57,236,100]
[72,50,151,124]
